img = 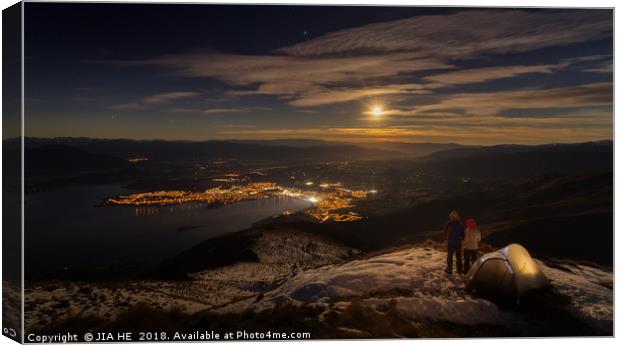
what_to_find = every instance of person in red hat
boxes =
[462,218,482,273]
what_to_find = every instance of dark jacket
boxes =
[444,220,465,245]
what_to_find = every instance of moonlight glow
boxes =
[371,106,384,117]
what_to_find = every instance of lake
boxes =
[24,184,312,276]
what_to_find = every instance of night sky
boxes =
[24,4,613,144]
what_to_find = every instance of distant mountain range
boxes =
[422,140,612,178]
[24,145,130,176]
[6,138,612,179]
[14,137,471,164]
[425,140,612,160]
[13,137,611,160]
[356,141,469,157]
[16,137,403,162]
[227,139,470,157]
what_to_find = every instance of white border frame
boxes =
[0,2,616,345]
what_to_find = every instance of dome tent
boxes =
[466,244,550,300]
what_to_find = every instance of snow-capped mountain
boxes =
[25,230,612,337]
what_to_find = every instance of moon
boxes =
[371,106,384,117]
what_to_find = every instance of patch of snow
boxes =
[264,247,463,302]
[249,246,507,326]
[252,231,358,267]
[238,245,612,332]
[25,230,360,331]
[537,260,613,324]
[25,238,612,336]
[24,282,211,331]
[365,296,509,326]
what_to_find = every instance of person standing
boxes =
[444,210,465,274]
[462,218,482,273]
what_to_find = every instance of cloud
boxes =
[561,54,611,65]
[286,84,429,107]
[203,108,246,114]
[142,91,200,104]
[218,124,256,128]
[585,63,613,73]
[219,123,611,145]
[109,103,143,111]
[122,10,610,110]
[112,91,200,111]
[203,107,272,114]
[167,107,203,113]
[422,54,611,88]
[148,52,450,99]
[407,82,612,117]
[279,10,611,58]
[423,65,557,87]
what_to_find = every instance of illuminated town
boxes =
[106,182,281,206]
[127,156,150,163]
[106,181,375,222]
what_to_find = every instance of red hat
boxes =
[466,219,478,229]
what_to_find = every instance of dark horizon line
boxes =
[4,136,614,148]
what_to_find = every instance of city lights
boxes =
[106,181,373,223]
[127,157,149,163]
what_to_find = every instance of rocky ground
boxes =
[24,235,612,337]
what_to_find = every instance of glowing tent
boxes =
[466,244,550,300]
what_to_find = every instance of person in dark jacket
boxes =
[444,210,465,274]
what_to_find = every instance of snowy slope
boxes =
[25,237,612,336]
[220,243,612,334]
[25,230,359,330]
[539,260,613,330]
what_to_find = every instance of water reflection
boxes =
[25,184,312,275]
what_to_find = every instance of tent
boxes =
[466,243,550,300]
